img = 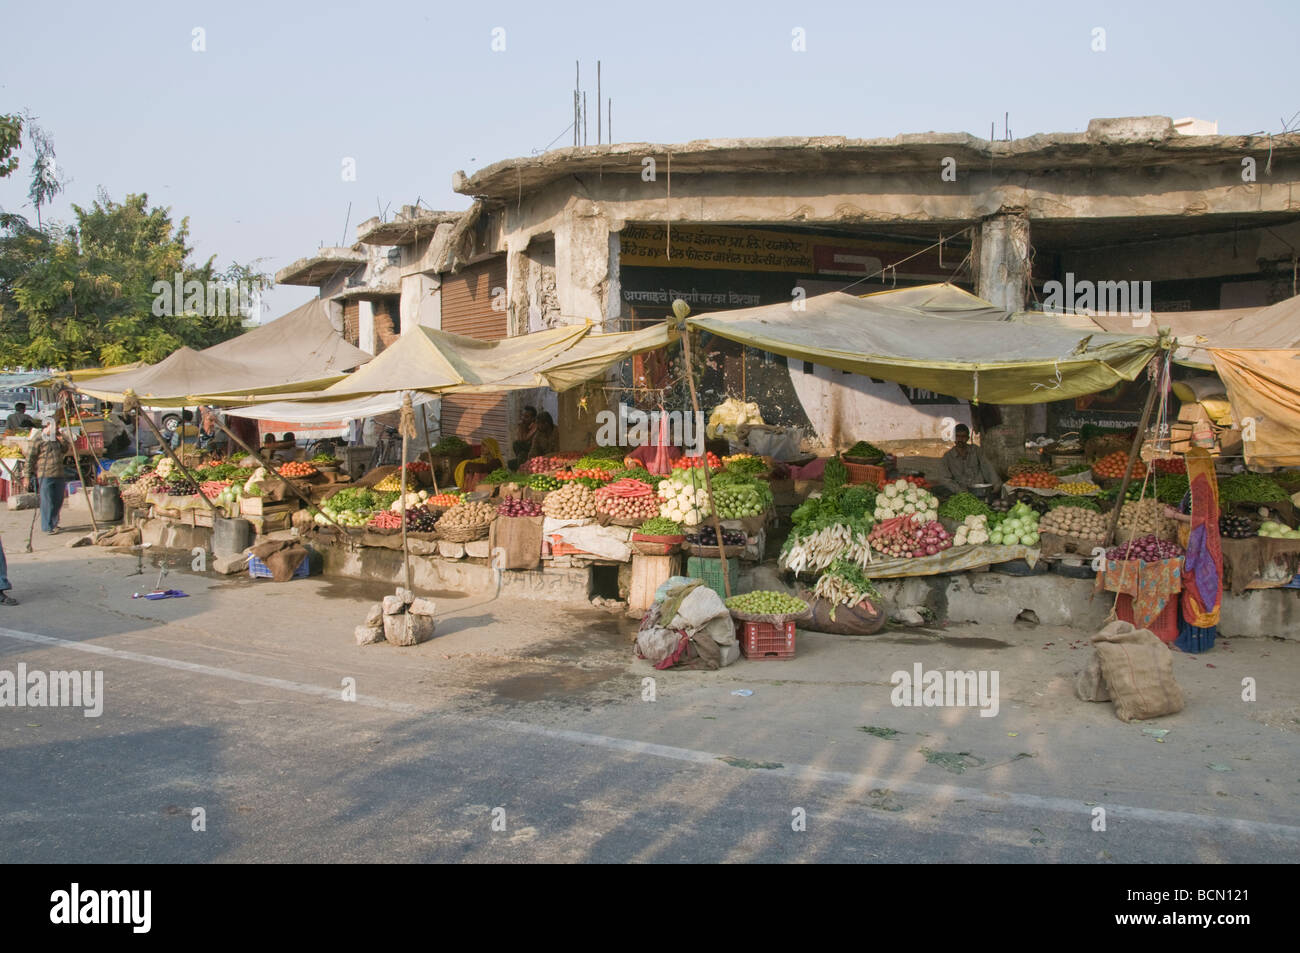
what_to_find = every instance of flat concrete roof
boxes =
[276,248,367,286]
[453,116,1300,200]
[356,210,465,246]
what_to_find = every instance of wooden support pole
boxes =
[212,417,347,532]
[680,325,731,597]
[134,407,222,517]
[60,399,100,535]
[1103,358,1163,548]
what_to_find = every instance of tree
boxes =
[25,118,64,228]
[0,114,20,179]
[0,192,266,369]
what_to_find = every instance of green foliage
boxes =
[823,454,848,493]
[0,192,261,368]
[0,114,21,179]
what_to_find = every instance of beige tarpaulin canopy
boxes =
[76,298,370,407]
[229,320,676,421]
[1208,348,1300,467]
[685,288,1161,404]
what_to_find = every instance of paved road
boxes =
[1,509,1298,862]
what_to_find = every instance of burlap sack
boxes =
[489,514,544,570]
[801,590,886,636]
[1074,653,1111,702]
[1091,620,1184,721]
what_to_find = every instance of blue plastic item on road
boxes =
[248,554,310,580]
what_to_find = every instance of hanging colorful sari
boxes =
[1175,449,1222,653]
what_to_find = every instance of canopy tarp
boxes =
[685,289,1160,404]
[228,320,675,421]
[1209,348,1300,467]
[76,298,369,407]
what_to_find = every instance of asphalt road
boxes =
[1,507,1298,863]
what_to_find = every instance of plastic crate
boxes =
[686,555,739,601]
[248,554,310,580]
[74,432,104,452]
[738,619,797,660]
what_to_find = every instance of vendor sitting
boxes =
[509,405,538,469]
[5,402,37,432]
[527,411,558,460]
[939,424,1001,494]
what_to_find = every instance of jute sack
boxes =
[1091,620,1184,721]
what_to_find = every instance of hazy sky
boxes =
[2,0,1296,318]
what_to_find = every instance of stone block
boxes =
[383,611,435,646]
[354,623,385,646]
[364,602,383,626]
[382,594,405,616]
[212,553,249,575]
[408,597,436,617]
[464,539,491,559]
[396,586,414,605]
[438,541,465,559]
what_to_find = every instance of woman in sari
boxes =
[1164,449,1222,653]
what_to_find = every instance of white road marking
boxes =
[3,625,1298,841]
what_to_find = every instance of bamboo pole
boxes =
[134,408,223,516]
[1103,358,1162,548]
[400,428,413,593]
[60,397,100,535]
[212,417,348,532]
[679,324,731,597]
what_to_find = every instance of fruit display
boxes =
[867,515,953,559]
[812,558,883,608]
[525,473,562,491]
[1117,498,1177,538]
[498,497,544,517]
[373,473,403,491]
[594,478,659,521]
[521,453,581,474]
[951,515,991,546]
[1092,451,1147,481]
[637,517,683,537]
[1106,535,1182,561]
[0,445,24,459]
[724,590,809,616]
[1218,473,1288,504]
[437,500,499,528]
[844,440,885,462]
[483,468,521,485]
[988,502,1040,546]
[1152,457,1186,475]
[938,492,994,522]
[873,479,939,523]
[671,452,722,471]
[1258,520,1300,539]
[1006,471,1060,489]
[278,461,318,479]
[656,470,711,526]
[426,492,464,507]
[780,516,874,573]
[1056,481,1100,495]
[1038,505,1108,541]
[542,482,597,519]
[1219,514,1254,539]
[686,525,747,548]
[710,482,766,519]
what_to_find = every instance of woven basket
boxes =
[632,539,679,556]
[596,511,649,527]
[728,606,812,625]
[685,543,746,558]
[437,520,492,543]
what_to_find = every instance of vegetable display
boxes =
[498,497,543,517]
[725,591,809,616]
[812,558,883,609]
[711,482,766,519]
[482,468,521,485]
[542,482,597,519]
[324,487,384,512]
[938,493,994,522]
[656,470,711,526]
[526,473,562,491]
[390,490,431,512]
[873,479,939,523]
[722,454,766,475]
[594,478,659,521]
[373,474,403,491]
[426,492,464,507]
[1038,506,1108,541]
[1055,462,1091,476]
[844,441,884,462]
[1219,514,1254,539]
[988,502,1040,546]
[431,435,468,454]
[779,517,874,573]
[951,515,991,546]
[1007,471,1060,489]
[823,455,848,492]
[687,525,747,548]
[521,453,581,474]
[1117,498,1177,538]
[867,515,953,559]
[1092,451,1147,480]
[1106,535,1182,561]
[637,517,683,536]
[670,452,722,471]
[1056,481,1101,495]
[437,500,499,528]
[556,467,614,482]
[1218,473,1287,504]
[1258,520,1300,539]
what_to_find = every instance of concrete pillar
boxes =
[974,211,1032,470]
[399,274,440,332]
[554,211,615,452]
[358,300,376,355]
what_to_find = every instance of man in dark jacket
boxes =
[27,416,73,534]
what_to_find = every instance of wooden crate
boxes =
[240,497,298,517]
[628,552,682,613]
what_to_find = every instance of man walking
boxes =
[27,416,73,535]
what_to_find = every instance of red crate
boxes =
[737,619,797,660]
[844,461,885,487]
[74,432,104,452]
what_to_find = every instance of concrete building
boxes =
[278,115,1300,456]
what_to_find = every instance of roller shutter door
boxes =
[440,257,510,446]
